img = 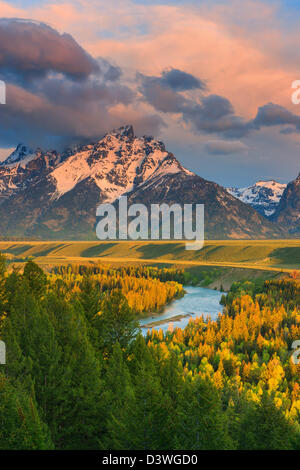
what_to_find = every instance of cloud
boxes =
[0,18,99,82]
[35,75,134,108]
[183,95,251,138]
[253,103,300,130]
[2,1,299,117]
[0,81,163,149]
[138,72,187,113]
[97,58,122,82]
[138,69,300,139]
[138,71,251,138]
[1,15,297,153]
[69,0,300,124]
[0,18,164,149]
[159,68,206,92]
[204,140,249,155]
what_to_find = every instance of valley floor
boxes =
[0,240,299,275]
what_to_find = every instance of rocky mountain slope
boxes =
[0,145,65,203]
[271,173,300,234]
[227,180,286,217]
[0,125,288,240]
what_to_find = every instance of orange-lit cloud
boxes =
[0,0,298,118]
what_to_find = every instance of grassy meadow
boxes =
[0,239,299,272]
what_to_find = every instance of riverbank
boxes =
[141,313,192,329]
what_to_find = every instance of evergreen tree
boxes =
[93,289,139,355]
[102,342,135,449]
[3,282,104,449]
[108,363,173,450]
[175,377,234,450]
[77,275,101,322]
[0,374,53,450]
[237,392,296,450]
[43,293,103,449]
[23,260,47,298]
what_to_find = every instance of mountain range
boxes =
[0,125,297,240]
[227,180,287,217]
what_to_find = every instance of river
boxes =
[139,286,223,334]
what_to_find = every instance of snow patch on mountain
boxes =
[2,144,35,168]
[227,180,286,217]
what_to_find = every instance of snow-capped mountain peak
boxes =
[50,125,193,202]
[255,180,285,191]
[227,180,287,217]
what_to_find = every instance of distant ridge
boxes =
[227,180,286,217]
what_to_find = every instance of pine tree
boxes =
[93,289,139,355]
[108,363,173,450]
[0,373,53,449]
[23,260,47,298]
[175,377,234,450]
[3,280,104,450]
[237,392,296,450]
[43,293,103,449]
[102,342,135,449]
[77,275,101,322]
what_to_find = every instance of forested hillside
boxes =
[0,258,299,450]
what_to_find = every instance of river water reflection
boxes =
[139,286,223,334]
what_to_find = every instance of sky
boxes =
[0,0,300,187]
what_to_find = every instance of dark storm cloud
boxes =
[0,18,99,82]
[138,68,205,103]
[253,103,300,130]
[138,69,205,114]
[160,68,206,91]
[0,82,164,149]
[182,95,251,138]
[0,19,164,149]
[139,70,300,139]
[35,76,134,108]
[138,73,186,113]
[198,95,233,120]
[184,103,251,138]
[138,71,251,138]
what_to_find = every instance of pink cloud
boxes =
[1,0,300,140]
[0,1,297,116]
